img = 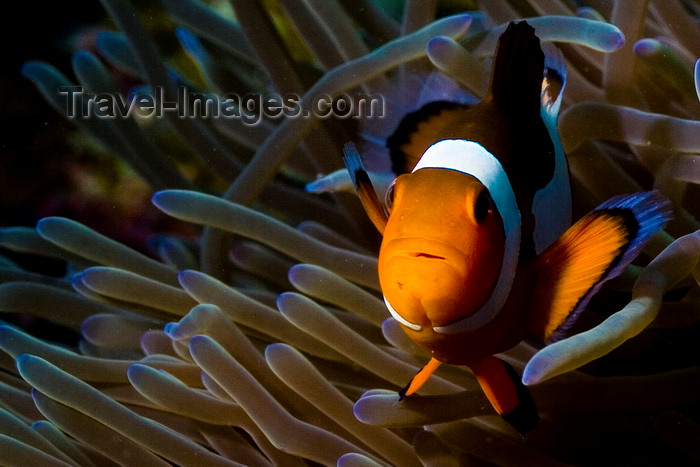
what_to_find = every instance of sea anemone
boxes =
[1,0,699,465]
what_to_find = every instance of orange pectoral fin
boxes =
[529,191,671,342]
[343,143,388,234]
[399,357,442,399]
[471,356,539,434]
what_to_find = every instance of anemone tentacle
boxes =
[1,1,699,465]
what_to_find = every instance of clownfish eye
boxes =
[473,188,493,223]
[385,180,397,212]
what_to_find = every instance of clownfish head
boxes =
[379,140,521,334]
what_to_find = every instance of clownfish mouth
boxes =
[381,237,469,279]
[409,252,446,260]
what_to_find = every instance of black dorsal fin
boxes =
[386,100,470,174]
[489,21,544,115]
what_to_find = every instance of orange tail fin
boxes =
[471,356,539,434]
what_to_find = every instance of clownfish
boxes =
[342,21,672,434]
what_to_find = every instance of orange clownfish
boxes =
[344,21,671,433]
